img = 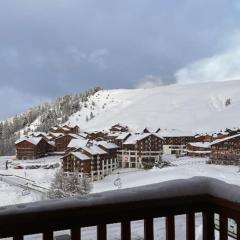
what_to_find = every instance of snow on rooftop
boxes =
[62,127,71,131]
[210,133,240,146]
[68,133,84,139]
[80,145,107,155]
[48,133,64,138]
[123,133,163,145]
[160,129,195,137]
[15,137,43,146]
[70,152,90,161]
[97,141,119,149]
[188,142,211,148]
[185,150,211,154]
[79,132,88,138]
[67,138,88,149]
[115,132,131,140]
[48,141,55,147]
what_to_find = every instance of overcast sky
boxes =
[1,0,240,119]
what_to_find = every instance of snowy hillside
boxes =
[67,80,240,133]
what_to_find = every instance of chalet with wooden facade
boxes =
[55,134,83,152]
[161,129,195,157]
[85,131,107,141]
[15,137,50,160]
[15,124,81,160]
[194,133,213,143]
[63,140,118,180]
[142,127,161,134]
[209,134,240,165]
[65,138,88,154]
[109,124,128,133]
[113,132,131,149]
[62,152,91,177]
[49,125,79,135]
[118,133,164,168]
[185,142,211,157]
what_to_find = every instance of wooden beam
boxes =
[121,221,131,240]
[202,211,214,240]
[166,215,175,240]
[71,227,81,240]
[186,213,195,240]
[97,224,107,240]
[144,218,154,240]
[219,214,228,240]
[43,231,53,240]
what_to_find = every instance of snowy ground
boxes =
[0,156,61,206]
[0,156,239,239]
[93,157,240,193]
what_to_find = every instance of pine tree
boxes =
[48,170,92,199]
[90,112,94,120]
[0,87,102,155]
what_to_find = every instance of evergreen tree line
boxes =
[0,87,102,155]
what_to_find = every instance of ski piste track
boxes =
[0,173,49,194]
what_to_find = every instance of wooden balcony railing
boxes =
[0,177,240,240]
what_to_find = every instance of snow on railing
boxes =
[0,177,239,239]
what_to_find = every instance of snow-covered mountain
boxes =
[2,80,240,155]
[67,80,240,133]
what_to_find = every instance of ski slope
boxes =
[67,80,240,133]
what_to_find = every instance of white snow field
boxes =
[66,80,240,133]
[92,157,240,193]
[0,156,61,206]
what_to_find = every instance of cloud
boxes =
[0,0,239,118]
[89,48,109,71]
[137,75,164,89]
[175,32,240,84]
[0,87,47,119]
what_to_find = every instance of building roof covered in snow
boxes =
[15,137,43,146]
[67,138,89,149]
[48,132,64,138]
[68,133,85,139]
[97,141,119,149]
[160,129,195,137]
[64,151,91,161]
[115,132,131,140]
[188,142,211,149]
[80,144,107,155]
[124,133,163,145]
[210,133,240,146]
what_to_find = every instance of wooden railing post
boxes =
[121,221,131,240]
[166,216,175,240]
[237,218,240,240]
[71,227,81,240]
[219,214,228,240]
[13,236,23,240]
[202,211,214,240]
[43,231,53,240]
[186,213,195,240]
[97,224,107,240]
[144,218,154,240]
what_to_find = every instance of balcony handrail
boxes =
[0,177,239,238]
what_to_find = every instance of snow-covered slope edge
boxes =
[67,80,240,133]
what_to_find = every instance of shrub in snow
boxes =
[141,158,156,169]
[48,170,92,199]
[225,98,231,107]
[89,112,95,120]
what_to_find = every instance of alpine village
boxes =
[15,123,240,181]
